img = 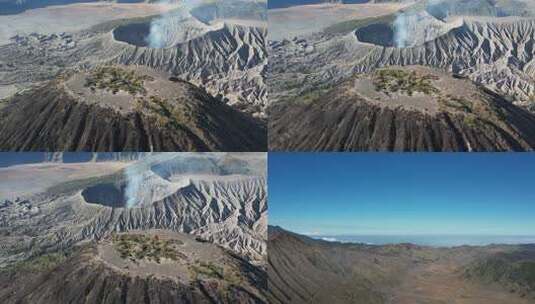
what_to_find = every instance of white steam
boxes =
[146,11,182,48]
[124,166,144,208]
[122,152,263,208]
[393,12,410,48]
[144,0,204,48]
[392,0,456,48]
[123,153,180,208]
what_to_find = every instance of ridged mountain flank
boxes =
[0,66,266,151]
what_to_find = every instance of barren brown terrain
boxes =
[389,256,534,304]
[268,227,535,304]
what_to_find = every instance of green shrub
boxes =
[373,69,439,96]
[112,234,181,263]
[84,66,154,96]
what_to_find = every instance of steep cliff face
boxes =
[0,69,267,152]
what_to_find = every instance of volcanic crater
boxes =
[81,182,128,208]
[113,22,154,48]
[355,22,395,47]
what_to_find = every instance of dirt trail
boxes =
[389,258,533,304]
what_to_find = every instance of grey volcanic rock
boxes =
[269,17,535,110]
[0,13,267,116]
[268,10,535,151]
[113,22,267,115]
[0,154,267,265]
[0,155,266,304]
[0,177,268,263]
[356,19,535,105]
[0,76,267,152]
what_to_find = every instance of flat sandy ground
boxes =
[97,229,227,283]
[268,2,412,40]
[0,2,178,45]
[390,257,534,304]
[345,66,480,116]
[0,162,129,200]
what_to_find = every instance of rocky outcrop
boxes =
[355,19,535,103]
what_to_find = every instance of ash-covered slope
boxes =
[115,23,268,115]
[355,18,535,105]
[0,66,266,152]
[269,16,535,111]
[0,233,267,304]
[0,153,267,265]
[270,66,535,151]
[0,8,267,116]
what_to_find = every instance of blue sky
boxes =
[269,153,535,236]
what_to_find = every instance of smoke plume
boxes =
[392,0,452,48]
[393,12,410,48]
[123,153,178,208]
[145,0,203,48]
